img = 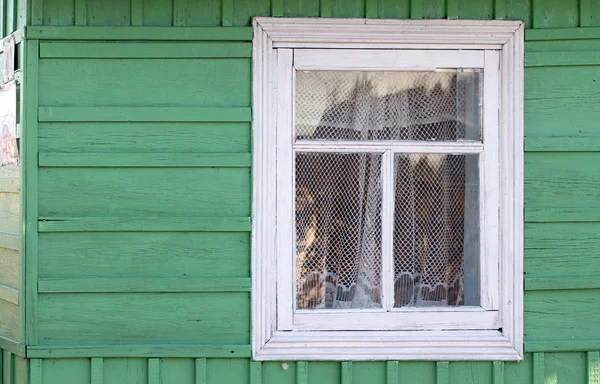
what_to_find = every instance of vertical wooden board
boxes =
[525,223,600,276]
[87,0,131,26]
[184,0,221,26]
[0,247,20,288]
[525,153,600,208]
[307,362,340,384]
[232,0,270,26]
[525,290,600,344]
[379,0,409,19]
[353,362,386,384]
[532,0,578,28]
[589,352,600,384]
[262,361,296,384]
[282,0,319,17]
[544,353,586,384]
[160,359,195,384]
[74,0,87,25]
[39,122,252,154]
[504,354,531,384]
[206,359,249,384]
[42,359,90,384]
[398,362,436,384]
[39,232,251,278]
[457,0,493,19]
[2,351,12,384]
[13,354,27,384]
[421,0,445,18]
[39,58,252,107]
[103,358,148,384]
[143,0,173,26]
[330,0,365,18]
[449,362,493,384]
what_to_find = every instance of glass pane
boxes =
[295,152,383,309]
[295,70,482,141]
[393,154,480,307]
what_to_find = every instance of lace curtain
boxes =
[295,72,478,309]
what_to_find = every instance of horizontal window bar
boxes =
[294,140,484,153]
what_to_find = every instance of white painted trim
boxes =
[252,17,524,361]
[294,141,484,153]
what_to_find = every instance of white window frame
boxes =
[252,17,524,361]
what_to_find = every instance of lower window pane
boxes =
[393,154,480,307]
[295,152,383,309]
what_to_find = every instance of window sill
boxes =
[254,330,522,361]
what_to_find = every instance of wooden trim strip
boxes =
[365,0,378,18]
[0,334,25,356]
[492,361,504,384]
[580,0,593,27]
[525,137,600,152]
[589,351,600,384]
[149,358,160,384]
[525,207,600,223]
[271,0,283,17]
[74,0,87,26]
[436,361,449,384]
[0,29,24,54]
[173,0,186,27]
[527,340,600,352]
[130,0,143,26]
[386,361,398,384]
[526,27,600,41]
[446,0,459,20]
[27,344,252,358]
[410,0,423,19]
[249,362,262,384]
[38,216,251,232]
[341,362,352,384]
[39,41,252,58]
[0,283,18,305]
[297,361,308,384]
[0,179,20,193]
[38,277,251,293]
[38,152,252,168]
[38,107,252,122]
[525,275,600,291]
[533,352,544,384]
[526,51,600,67]
[25,26,253,41]
[494,0,506,20]
[29,359,43,384]
[91,358,103,384]
[195,358,207,384]
[0,233,18,250]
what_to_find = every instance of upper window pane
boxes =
[295,70,482,142]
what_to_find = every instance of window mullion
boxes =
[381,149,395,311]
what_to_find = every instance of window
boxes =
[253,18,524,361]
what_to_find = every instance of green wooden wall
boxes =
[5,0,600,382]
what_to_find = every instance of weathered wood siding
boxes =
[16,0,600,383]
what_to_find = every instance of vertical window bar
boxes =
[381,149,395,311]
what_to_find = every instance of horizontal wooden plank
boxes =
[0,283,18,305]
[26,26,253,41]
[526,27,600,41]
[525,339,600,352]
[0,233,19,251]
[39,58,251,107]
[0,246,20,288]
[526,40,600,53]
[0,298,20,342]
[525,207,600,222]
[525,137,600,152]
[39,168,250,217]
[0,29,25,54]
[525,275,600,291]
[0,335,25,357]
[0,179,20,193]
[37,293,250,345]
[39,122,251,154]
[38,107,252,122]
[38,277,251,293]
[526,51,600,67]
[38,153,252,168]
[40,42,252,58]
[39,232,249,279]
[38,217,251,232]
[525,223,600,276]
[27,344,251,358]
[524,290,600,346]
[0,192,20,235]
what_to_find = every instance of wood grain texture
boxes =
[386,361,398,384]
[26,26,253,40]
[589,352,600,384]
[173,0,186,26]
[297,361,308,384]
[492,361,504,384]
[533,352,544,384]
[222,0,233,26]
[37,293,250,345]
[29,359,42,384]
[38,107,251,122]
[436,361,449,384]
[195,358,207,384]
[38,217,251,232]
[131,0,143,26]
[526,275,600,291]
[90,358,103,384]
[0,234,19,251]
[74,0,86,25]
[148,358,160,384]
[249,361,262,384]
